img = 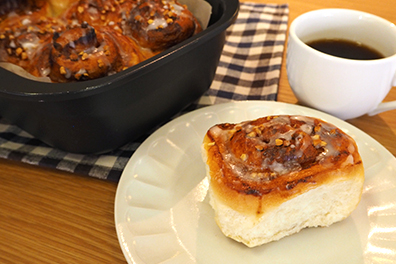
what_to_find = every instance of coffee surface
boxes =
[306,39,384,60]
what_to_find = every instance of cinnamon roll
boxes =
[127,0,202,51]
[0,10,65,77]
[48,22,150,82]
[202,115,364,247]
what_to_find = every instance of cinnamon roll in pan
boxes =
[48,23,153,82]
[202,115,364,247]
[0,0,203,82]
[0,11,66,76]
[0,0,237,153]
[127,0,202,51]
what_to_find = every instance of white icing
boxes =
[88,7,99,16]
[22,18,31,26]
[170,3,184,15]
[20,37,40,51]
[68,41,76,49]
[300,124,312,135]
[147,17,168,30]
[278,129,296,141]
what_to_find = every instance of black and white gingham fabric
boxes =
[198,2,288,106]
[0,3,289,182]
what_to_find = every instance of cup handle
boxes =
[367,101,396,116]
[367,74,396,116]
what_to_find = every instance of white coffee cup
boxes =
[286,8,396,120]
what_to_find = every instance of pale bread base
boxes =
[208,174,364,247]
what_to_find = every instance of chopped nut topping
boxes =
[15,47,23,56]
[101,15,106,21]
[255,145,264,151]
[77,6,84,13]
[320,140,327,147]
[207,142,215,146]
[21,52,28,60]
[104,46,110,56]
[97,59,104,68]
[240,153,248,161]
[81,53,89,60]
[311,134,320,140]
[0,34,6,39]
[147,19,154,25]
[166,18,173,24]
[275,138,283,146]
[253,126,262,136]
[60,66,67,75]
[246,131,256,138]
[313,139,321,146]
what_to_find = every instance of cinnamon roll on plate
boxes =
[202,115,364,247]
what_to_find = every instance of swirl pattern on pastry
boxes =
[48,22,153,82]
[49,23,121,82]
[204,115,363,204]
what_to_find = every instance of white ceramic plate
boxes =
[114,101,396,264]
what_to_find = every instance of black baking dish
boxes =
[0,0,239,154]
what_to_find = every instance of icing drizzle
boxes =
[207,115,358,194]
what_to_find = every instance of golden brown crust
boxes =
[203,115,364,217]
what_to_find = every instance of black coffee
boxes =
[306,38,384,60]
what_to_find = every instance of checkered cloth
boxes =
[0,3,289,182]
